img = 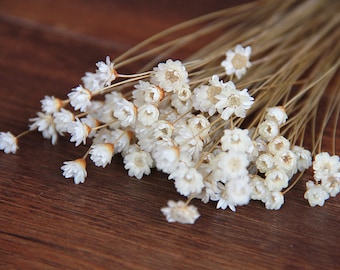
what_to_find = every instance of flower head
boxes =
[151,59,189,93]
[221,44,252,79]
[67,118,91,146]
[89,143,115,168]
[0,132,18,154]
[68,85,92,112]
[215,81,254,120]
[304,181,329,207]
[123,149,153,179]
[29,112,58,145]
[61,158,87,184]
[161,200,200,224]
[41,95,63,114]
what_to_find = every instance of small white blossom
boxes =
[170,93,193,114]
[187,114,211,140]
[313,152,340,182]
[112,97,136,127]
[53,108,74,135]
[152,145,179,174]
[67,118,91,146]
[256,153,274,174]
[174,125,203,160]
[227,176,251,207]
[265,169,289,192]
[161,200,200,224]
[258,120,279,142]
[0,132,18,154]
[321,174,340,197]
[264,191,284,210]
[124,149,153,179]
[132,80,164,107]
[177,84,192,101]
[249,175,268,201]
[82,56,117,91]
[220,128,253,153]
[273,150,298,177]
[151,59,189,93]
[292,145,312,171]
[221,44,252,79]
[61,158,87,184]
[265,106,288,126]
[173,166,204,196]
[215,81,254,120]
[29,112,58,145]
[304,181,329,207]
[89,143,114,167]
[137,104,159,126]
[41,95,62,114]
[267,136,290,155]
[68,85,92,112]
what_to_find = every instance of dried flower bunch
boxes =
[1,0,339,224]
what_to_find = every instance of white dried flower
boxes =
[313,152,340,182]
[220,128,253,153]
[82,56,117,91]
[221,44,252,79]
[249,175,268,201]
[89,143,114,168]
[137,104,159,126]
[227,176,251,207]
[292,145,312,172]
[265,106,288,126]
[273,150,298,177]
[67,118,91,146]
[61,158,87,184]
[256,153,274,174]
[152,59,189,93]
[68,85,92,112]
[177,84,192,101]
[264,169,289,192]
[29,112,58,145]
[112,97,137,127]
[304,181,330,207]
[41,95,62,114]
[132,80,164,106]
[321,174,340,197]
[187,114,211,140]
[124,149,153,179]
[173,166,204,197]
[215,80,254,120]
[258,120,279,142]
[264,191,284,210]
[0,131,18,154]
[152,145,179,174]
[161,200,200,224]
[267,136,290,155]
[53,108,74,135]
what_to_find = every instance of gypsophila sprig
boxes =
[1,0,339,224]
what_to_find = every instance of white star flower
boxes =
[304,181,330,207]
[89,143,114,168]
[0,132,18,154]
[132,80,164,107]
[67,118,91,146]
[152,145,179,174]
[256,153,274,173]
[82,56,117,91]
[292,145,312,172]
[267,136,291,155]
[161,200,200,224]
[264,169,289,192]
[258,120,279,142]
[29,112,58,145]
[220,128,253,153]
[249,175,269,201]
[53,108,74,135]
[187,114,211,140]
[215,80,254,120]
[151,59,189,93]
[313,152,340,182]
[321,174,340,197]
[40,95,63,114]
[265,106,288,126]
[61,158,87,184]
[112,97,137,127]
[137,104,159,126]
[221,44,252,79]
[123,149,153,179]
[68,85,92,112]
[172,166,204,197]
[264,191,284,210]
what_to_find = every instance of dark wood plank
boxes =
[0,1,339,269]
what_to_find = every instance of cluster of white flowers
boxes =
[304,152,340,207]
[0,45,338,224]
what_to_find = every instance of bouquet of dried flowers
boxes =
[1,0,339,224]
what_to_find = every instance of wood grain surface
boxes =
[0,1,339,269]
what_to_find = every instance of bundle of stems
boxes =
[0,0,339,224]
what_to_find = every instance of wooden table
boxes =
[0,1,339,269]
